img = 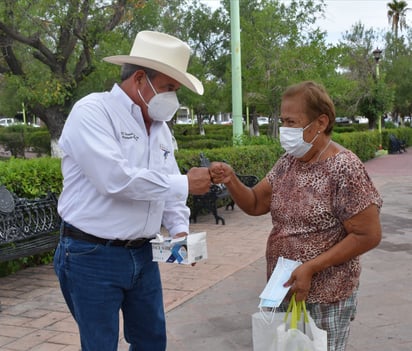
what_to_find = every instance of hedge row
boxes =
[0,125,51,157]
[1,128,411,198]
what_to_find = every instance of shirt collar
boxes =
[110,83,140,117]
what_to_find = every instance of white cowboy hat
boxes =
[103,31,204,95]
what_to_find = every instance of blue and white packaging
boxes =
[150,232,207,264]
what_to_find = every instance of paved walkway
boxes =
[0,148,411,350]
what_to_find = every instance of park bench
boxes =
[0,186,61,263]
[189,153,259,225]
[389,134,407,154]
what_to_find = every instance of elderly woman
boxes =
[210,81,382,351]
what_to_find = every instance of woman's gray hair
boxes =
[120,64,157,81]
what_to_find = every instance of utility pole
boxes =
[373,47,382,149]
[230,0,243,143]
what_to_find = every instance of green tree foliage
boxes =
[383,27,412,122]
[337,23,394,128]
[239,1,327,112]
[0,0,164,155]
[160,0,230,122]
[0,0,231,153]
[387,0,410,39]
[0,0,410,154]
[221,0,346,136]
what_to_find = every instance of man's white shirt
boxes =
[58,84,189,240]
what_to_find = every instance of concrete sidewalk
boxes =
[1,148,412,350]
[165,148,412,351]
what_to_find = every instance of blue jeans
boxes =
[53,234,166,351]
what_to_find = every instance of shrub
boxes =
[0,125,51,158]
[176,144,284,180]
[26,128,51,156]
[0,125,26,157]
[0,157,62,197]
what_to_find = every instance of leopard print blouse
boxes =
[266,150,383,303]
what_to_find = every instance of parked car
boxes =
[0,117,20,127]
[354,116,368,124]
[175,117,193,125]
[175,106,193,124]
[335,117,352,125]
[220,118,233,125]
[257,116,269,126]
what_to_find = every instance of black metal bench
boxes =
[189,153,259,225]
[389,134,407,154]
[0,186,61,263]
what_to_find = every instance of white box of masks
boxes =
[150,232,207,264]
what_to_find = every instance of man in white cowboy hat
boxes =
[54,31,210,351]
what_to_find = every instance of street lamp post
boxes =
[373,48,382,148]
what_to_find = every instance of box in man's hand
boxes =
[150,232,207,264]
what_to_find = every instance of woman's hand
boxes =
[209,162,234,184]
[283,262,315,302]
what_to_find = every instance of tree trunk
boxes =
[366,114,376,130]
[251,111,259,136]
[31,105,67,158]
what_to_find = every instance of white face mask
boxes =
[259,257,302,309]
[138,76,180,122]
[279,121,319,158]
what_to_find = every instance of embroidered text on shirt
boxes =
[121,132,139,141]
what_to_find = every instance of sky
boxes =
[200,0,410,45]
[316,0,392,44]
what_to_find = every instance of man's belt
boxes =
[62,223,151,248]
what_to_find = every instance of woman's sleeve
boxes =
[333,152,383,222]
